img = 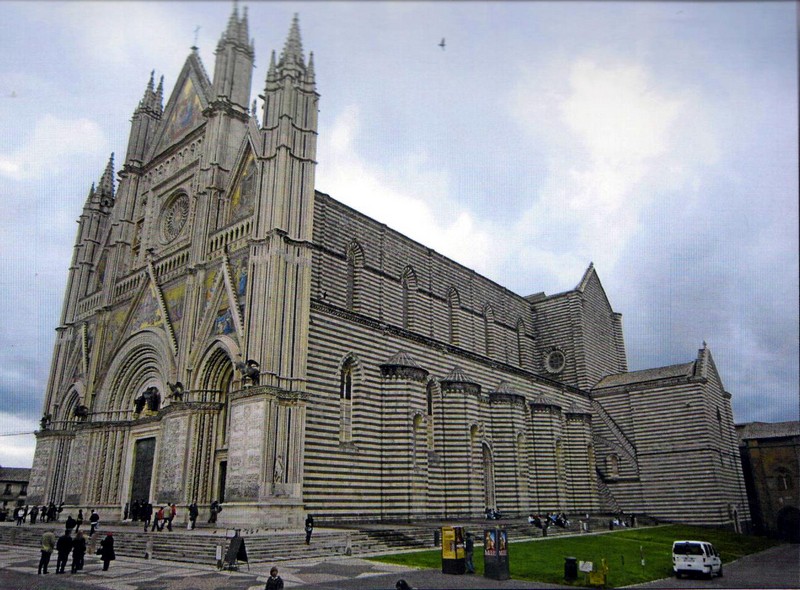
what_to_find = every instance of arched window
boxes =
[482,442,496,510]
[516,318,526,367]
[483,305,495,358]
[447,287,460,345]
[401,266,417,330]
[345,241,364,312]
[606,453,619,478]
[426,381,436,450]
[339,358,355,442]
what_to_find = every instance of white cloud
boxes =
[0,114,108,181]
[317,106,495,275]
[509,58,719,280]
[0,413,37,467]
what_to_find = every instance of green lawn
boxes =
[369,525,780,588]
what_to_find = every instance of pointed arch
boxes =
[346,240,365,312]
[447,287,461,345]
[96,329,175,414]
[401,265,418,330]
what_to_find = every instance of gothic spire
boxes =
[218,0,254,54]
[279,13,305,67]
[306,51,316,84]
[97,153,115,203]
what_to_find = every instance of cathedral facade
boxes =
[29,8,749,530]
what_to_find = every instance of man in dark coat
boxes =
[188,502,199,530]
[99,533,115,571]
[89,510,100,536]
[70,531,86,573]
[142,502,153,532]
[55,531,73,574]
[65,513,77,532]
[304,515,314,545]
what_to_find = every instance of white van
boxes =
[672,540,723,578]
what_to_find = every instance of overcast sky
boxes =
[0,1,797,467]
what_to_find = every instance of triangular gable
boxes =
[148,52,212,160]
[576,263,615,313]
[192,269,240,365]
[227,142,259,223]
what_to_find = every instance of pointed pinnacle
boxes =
[99,153,115,199]
[280,13,304,66]
[156,76,164,111]
[239,5,250,47]
[306,51,316,82]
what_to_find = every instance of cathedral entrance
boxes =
[130,437,156,502]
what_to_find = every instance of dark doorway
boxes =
[130,437,156,502]
[218,461,227,503]
[777,506,800,543]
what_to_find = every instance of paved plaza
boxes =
[1,532,797,590]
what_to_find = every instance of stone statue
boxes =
[168,381,184,401]
[235,359,260,386]
[273,455,284,483]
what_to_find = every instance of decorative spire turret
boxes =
[212,0,254,109]
[97,153,115,207]
[279,13,305,69]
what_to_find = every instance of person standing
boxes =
[99,532,115,571]
[208,500,221,523]
[304,514,314,545]
[70,530,86,573]
[38,529,56,574]
[76,509,84,531]
[465,532,475,574]
[264,566,284,590]
[55,531,73,574]
[65,513,77,532]
[188,501,199,530]
[89,509,100,537]
[15,505,25,526]
[30,505,40,525]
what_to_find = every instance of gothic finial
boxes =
[239,5,250,47]
[306,51,316,82]
[280,13,304,67]
[98,153,115,200]
[156,76,164,112]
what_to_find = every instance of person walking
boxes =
[38,529,56,574]
[76,509,84,531]
[188,501,199,530]
[142,502,153,532]
[55,530,73,574]
[167,503,177,531]
[304,514,314,545]
[99,532,115,571]
[465,532,475,574]
[89,509,100,536]
[264,566,284,590]
[70,530,86,573]
[152,506,165,531]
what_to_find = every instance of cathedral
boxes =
[28,7,749,530]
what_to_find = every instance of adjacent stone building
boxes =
[737,421,800,541]
[28,7,749,530]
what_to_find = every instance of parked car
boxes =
[672,540,723,578]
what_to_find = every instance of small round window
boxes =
[160,192,190,243]
[545,350,566,374]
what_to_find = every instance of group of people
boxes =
[484,507,503,520]
[38,519,115,575]
[3,501,64,525]
[528,512,571,529]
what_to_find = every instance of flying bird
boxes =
[439,38,446,50]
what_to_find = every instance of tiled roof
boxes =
[593,362,695,389]
[0,467,31,482]
[736,421,800,441]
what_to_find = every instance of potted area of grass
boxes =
[369,524,780,587]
